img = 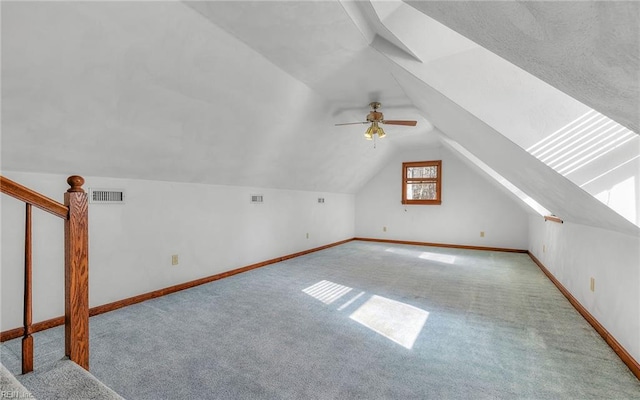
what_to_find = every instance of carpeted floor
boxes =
[2,241,640,399]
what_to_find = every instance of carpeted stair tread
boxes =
[17,358,124,400]
[1,363,36,399]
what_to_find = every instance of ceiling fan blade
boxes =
[335,121,369,126]
[382,120,418,126]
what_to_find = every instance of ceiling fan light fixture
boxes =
[371,122,380,135]
[364,125,374,140]
[336,102,417,141]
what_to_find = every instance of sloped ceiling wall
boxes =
[1,1,429,193]
[1,1,637,235]
[405,0,640,133]
[388,60,638,236]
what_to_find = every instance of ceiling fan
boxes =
[335,102,417,140]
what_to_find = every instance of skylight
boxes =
[527,110,639,225]
[528,110,636,176]
[357,0,639,228]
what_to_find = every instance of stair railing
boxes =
[1,175,89,373]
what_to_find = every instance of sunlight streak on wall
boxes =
[595,177,636,224]
[580,155,640,188]
[558,133,635,175]
[526,108,639,226]
[528,110,597,156]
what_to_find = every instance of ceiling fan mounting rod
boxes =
[367,102,383,122]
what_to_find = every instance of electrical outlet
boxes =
[383,226,387,232]
[171,254,179,266]
[543,244,546,253]
[480,231,485,237]
[590,277,595,292]
[306,233,309,239]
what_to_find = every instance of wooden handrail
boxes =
[0,176,68,219]
[0,175,89,372]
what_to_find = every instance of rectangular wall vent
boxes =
[89,188,125,204]
[250,194,264,204]
[318,197,325,203]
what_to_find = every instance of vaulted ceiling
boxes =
[2,1,638,235]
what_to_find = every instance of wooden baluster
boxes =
[64,176,89,370]
[22,203,33,374]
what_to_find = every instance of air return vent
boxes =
[250,194,264,204]
[89,188,125,204]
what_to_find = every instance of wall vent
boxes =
[250,194,264,204]
[89,188,125,204]
[318,197,325,203]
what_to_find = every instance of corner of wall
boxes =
[527,214,640,376]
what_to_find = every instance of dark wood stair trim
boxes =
[0,176,68,219]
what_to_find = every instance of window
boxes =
[402,160,442,205]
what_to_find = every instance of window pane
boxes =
[406,183,437,200]
[407,166,438,179]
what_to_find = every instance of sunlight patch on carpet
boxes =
[349,295,429,349]
[337,291,366,311]
[385,247,456,264]
[418,251,456,264]
[302,280,353,304]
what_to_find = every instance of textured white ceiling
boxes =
[405,0,640,133]
[1,1,637,234]
[1,1,438,193]
[185,1,410,109]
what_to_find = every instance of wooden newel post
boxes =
[22,204,33,374]
[64,175,89,370]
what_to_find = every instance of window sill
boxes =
[402,200,442,205]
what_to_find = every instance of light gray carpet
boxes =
[1,362,35,399]
[15,359,123,400]
[2,241,640,399]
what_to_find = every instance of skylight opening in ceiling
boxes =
[527,109,639,226]
[527,110,637,175]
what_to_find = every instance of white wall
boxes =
[1,171,354,330]
[528,215,640,364]
[355,146,529,249]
